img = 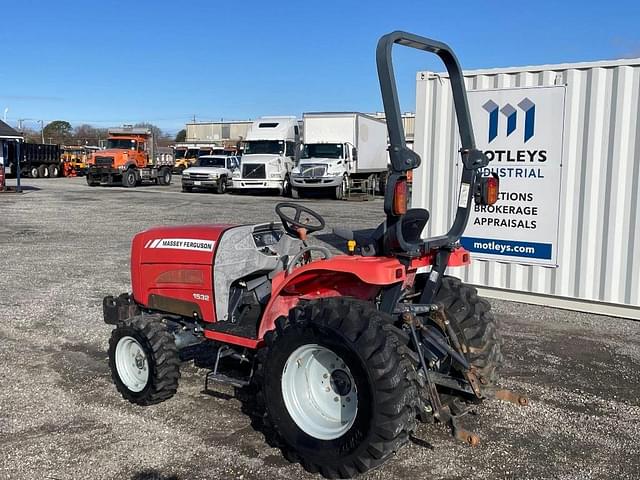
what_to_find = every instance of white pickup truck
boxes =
[181,155,240,194]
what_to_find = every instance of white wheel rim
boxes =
[281,344,358,440]
[115,336,149,392]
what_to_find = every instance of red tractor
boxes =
[103,31,523,478]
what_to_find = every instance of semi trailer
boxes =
[291,112,388,199]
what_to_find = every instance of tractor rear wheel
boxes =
[434,276,503,392]
[108,315,180,406]
[259,297,418,478]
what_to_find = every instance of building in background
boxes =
[370,112,415,149]
[186,120,253,146]
[0,120,23,177]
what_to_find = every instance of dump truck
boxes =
[20,143,62,178]
[86,127,172,187]
[291,112,388,199]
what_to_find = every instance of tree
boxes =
[175,129,186,142]
[134,122,163,141]
[73,124,109,146]
[43,120,72,144]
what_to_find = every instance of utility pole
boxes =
[192,114,196,123]
[38,120,44,143]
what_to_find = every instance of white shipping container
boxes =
[413,58,640,319]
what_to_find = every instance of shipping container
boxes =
[412,58,640,319]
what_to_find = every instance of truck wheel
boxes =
[86,174,99,187]
[334,176,348,200]
[38,164,49,178]
[259,297,418,478]
[108,315,180,406]
[291,187,300,199]
[378,173,387,196]
[434,276,503,391]
[216,176,227,194]
[281,175,291,197]
[122,169,137,188]
[158,167,172,186]
[48,164,60,178]
[30,166,39,178]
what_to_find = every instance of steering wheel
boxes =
[275,202,326,236]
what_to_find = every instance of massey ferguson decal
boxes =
[144,238,215,252]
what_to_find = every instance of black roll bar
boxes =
[376,31,489,252]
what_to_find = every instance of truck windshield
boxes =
[107,139,137,150]
[196,157,226,168]
[243,140,284,155]
[174,149,187,159]
[302,143,343,159]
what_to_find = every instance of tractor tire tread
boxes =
[108,315,180,406]
[257,297,419,478]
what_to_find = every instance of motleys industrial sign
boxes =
[459,85,565,266]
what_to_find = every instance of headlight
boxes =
[117,165,125,171]
[182,172,190,178]
[209,173,219,179]
[232,170,240,178]
[291,167,300,175]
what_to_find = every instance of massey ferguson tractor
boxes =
[103,31,526,478]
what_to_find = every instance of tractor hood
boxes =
[132,224,235,266]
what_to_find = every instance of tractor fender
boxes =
[258,255,405,339]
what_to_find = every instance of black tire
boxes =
[377,172,388,197]
[216,176,227,194]
[121,169,137,188]
[258,297,419,478]
[281,175,291,197]
[30,166,39,178]
[48,163,60,178]
[158,167,171,186]
[434,276,503,389]
[86,174,99,187]
[108,315,180,406]
[334,176,347,200]
[38,164,49,178]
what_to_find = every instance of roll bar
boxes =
[376,31,489,253]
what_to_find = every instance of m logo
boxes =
[482,98,535,143]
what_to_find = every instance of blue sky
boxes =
[0,0,637,135]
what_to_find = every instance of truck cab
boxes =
[231,116,299,196]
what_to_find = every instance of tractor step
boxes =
[205,371,250,389]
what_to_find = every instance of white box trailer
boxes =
[412,58,640,319]
[291,112,388,199]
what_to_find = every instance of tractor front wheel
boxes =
[108,316,180,406]
[259,297,418,478]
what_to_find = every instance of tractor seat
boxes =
[333,208,430,256]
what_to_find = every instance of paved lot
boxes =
[1,177,639,480]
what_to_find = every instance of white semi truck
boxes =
[231,116,300,195]
[291,112,388,199]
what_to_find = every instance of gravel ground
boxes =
[1,177,639,480]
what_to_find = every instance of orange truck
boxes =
[86,127,173,187]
